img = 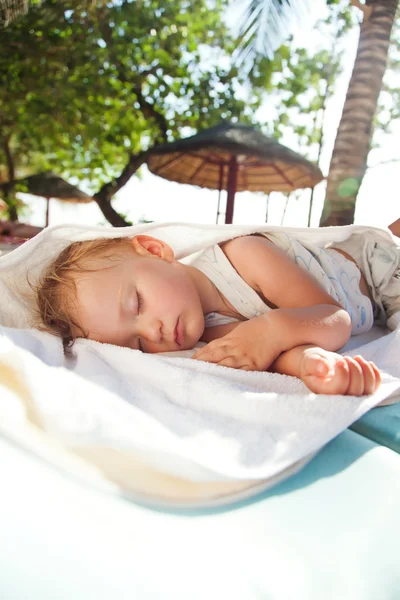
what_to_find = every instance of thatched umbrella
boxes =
[146,123,323,223]
[3,172,93,226]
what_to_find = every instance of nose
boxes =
[137,315,163,344]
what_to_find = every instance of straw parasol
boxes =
[146,122,323,223]
[1,171,93,226]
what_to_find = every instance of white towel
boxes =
[0,222,399,506]
[0,220,396,328]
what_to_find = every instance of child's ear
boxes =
[131,235,175,262]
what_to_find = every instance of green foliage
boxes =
[258,1,354,166]
[4,0,396,225]
[236,0,357,226]
[0,0,264,205]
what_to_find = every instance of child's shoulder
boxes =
[219,235,277,283]
[220,233,270,257]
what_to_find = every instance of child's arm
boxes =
[221,234,346,314]
[194,318,381,395]
[194,235,352,370]
[271,344,380,396]
[225,234,353,347]
[195,323,380,395]
[194,306,350,371]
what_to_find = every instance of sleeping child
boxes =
[35,225,400,396]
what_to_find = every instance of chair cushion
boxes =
[1,429,400,600]
[351,401,400,453]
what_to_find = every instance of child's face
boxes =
[71,236,205,353]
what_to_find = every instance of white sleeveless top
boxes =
[191,233,374,336]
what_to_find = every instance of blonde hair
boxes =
[36,237,133,349]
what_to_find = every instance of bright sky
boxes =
[23,3,400,231]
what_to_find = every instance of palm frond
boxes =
[232,0,312,68]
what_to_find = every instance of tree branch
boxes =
[134,86,168,143]
[93,148,154,226]
[3,135,15,183]
[350,0,373,22]
[89,18,170,225]
[94,149,150,202]
[2,135,18,220]
[99,20,168,142]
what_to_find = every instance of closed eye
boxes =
[137,291,143,313]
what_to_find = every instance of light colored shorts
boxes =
[332,232,400,330]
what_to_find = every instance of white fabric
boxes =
[0,220,396,329]
[333,230,400,324]
[192,244,267,327]
[192,238,375,334]
[0,222,399,501]
[265,231,375,334]
[1,323,399,488]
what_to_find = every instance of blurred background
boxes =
[1,0,399,236]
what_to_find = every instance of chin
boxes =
[181,340,197,351]
[185,322,204,350]
[178,331,200,352]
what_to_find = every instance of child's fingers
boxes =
[371,362,381,388]
[194,352,245,369]
[215,357,251,370]
[353,356,379,394]
[192,343,252,370]
[343,357,364,396]
[344,356,381,395]
[192,343,216,360]
[192,342,230,363]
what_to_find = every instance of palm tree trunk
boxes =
[320,0,399,227]
[0,0,29,27]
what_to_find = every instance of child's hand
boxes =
[192,317,281,371]
[299,348,381,396]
